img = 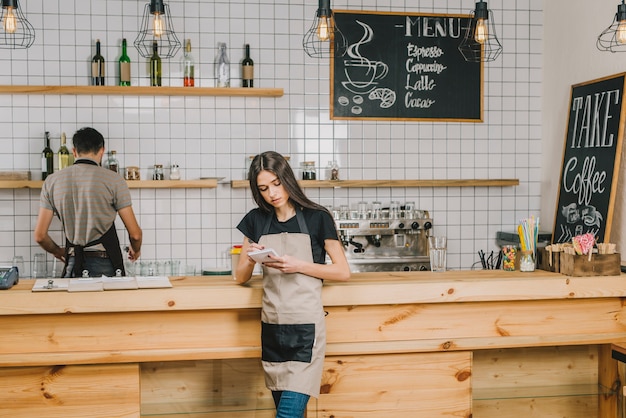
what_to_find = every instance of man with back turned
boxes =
[34,127,142,277]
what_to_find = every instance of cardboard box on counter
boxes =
[559,252,621,277]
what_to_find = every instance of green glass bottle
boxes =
[118,38,131,86]
[41,131,53,180]
[150,41,162,87]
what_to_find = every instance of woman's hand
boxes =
[263,254,302,274]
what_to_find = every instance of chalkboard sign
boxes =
[552,73,626,244]
[331,10,482,122]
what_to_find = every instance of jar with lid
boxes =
[153,164,164,180]
[169,163,180,180]
[125,166,140,180]
[105,150,119,173]
[301,161,316,180]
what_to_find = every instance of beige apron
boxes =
[258,209,325,398]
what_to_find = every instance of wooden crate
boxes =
[538,248,560,272]
[559,253,621,277]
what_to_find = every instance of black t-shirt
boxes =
[237,207,338,264]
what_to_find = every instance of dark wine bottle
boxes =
[118,38,131,86]
[150,41,162,87]
[241,44,254,88]
[41,131,53,180]
[91,39,105,86]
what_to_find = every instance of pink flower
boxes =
[572,233,595,255]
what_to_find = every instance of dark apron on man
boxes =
[258,209,326,398]
[61,159,126,278]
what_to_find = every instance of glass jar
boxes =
[325,160,340,181]
[105,150,119,173]
[502,245,517,271]
[125,166,140,180]
[153,164,164,180]
[301,161,316,180]
[519,250,535,272]
[169,163,180,180]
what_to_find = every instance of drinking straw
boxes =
[517,215,539,253]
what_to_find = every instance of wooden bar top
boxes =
[1,270,625,316]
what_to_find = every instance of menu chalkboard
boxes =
[552,73,626,244]
[331,10,482,122]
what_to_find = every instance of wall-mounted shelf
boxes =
[0,85,284,97]
[0,179,218,189]
[230,179,520,189]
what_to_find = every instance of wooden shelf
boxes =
[231,179,520,189]
[0,179,217,189]
[0,85,284,97]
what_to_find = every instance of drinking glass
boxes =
[32,253,47,278]
[428,236,447,272]
[12,255,24,274]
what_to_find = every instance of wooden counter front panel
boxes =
[313,352,471,417]
[324,298,626,354]
[0,363,139,418]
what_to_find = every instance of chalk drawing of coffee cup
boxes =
[342,60,388,94]
[341,20,389,95]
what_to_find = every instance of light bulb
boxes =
[3,7,17,34]
[474,18,488,44]
[317,16,330,41]
[153,13,164,37]
[617,20,626,44]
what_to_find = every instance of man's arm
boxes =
[118,206,142,260]
[33,207,65,261]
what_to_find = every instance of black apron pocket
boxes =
[261,322,315,363]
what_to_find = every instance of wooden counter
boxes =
[1,271,625,417]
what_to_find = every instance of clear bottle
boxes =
[91,39,105,86]
[150,41,162,87]
[241,43,254,88]
[118,38,131,86]
[325,160,339,180]
[41,131,53,180]
[215,42,230,87]
[181,39,195,87]
[105,150,119,173]
[58,132,71,170]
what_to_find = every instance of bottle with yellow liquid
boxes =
[58,132,72,170]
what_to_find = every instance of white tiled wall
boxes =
[0,0,543,275]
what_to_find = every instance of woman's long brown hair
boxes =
[248,151,329,216]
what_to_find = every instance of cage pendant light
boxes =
[303,0,347,58]
[597,0,626,52]
[458,0,502,62]
[134,0,181,59]
[0,0,34,49]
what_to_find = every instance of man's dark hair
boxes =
[72,127,105,155]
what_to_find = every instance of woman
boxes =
[235,151,350,418]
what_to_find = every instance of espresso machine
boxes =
[332,201,433,272]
